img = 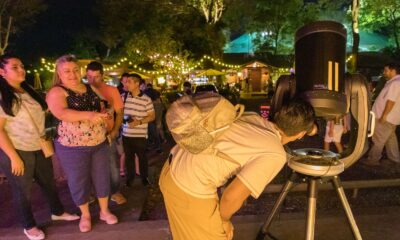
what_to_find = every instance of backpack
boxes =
[166,92,244,154]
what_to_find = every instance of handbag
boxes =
[21,102,55,158]
[38,135,55,158]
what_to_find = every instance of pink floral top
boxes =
[56,84,106,146]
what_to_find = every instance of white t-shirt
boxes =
[169,114,286,199]
[372,75,400,125]
[0,93,45,151]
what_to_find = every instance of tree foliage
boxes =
[185,0,225,24]
[360,0,400,52]
[242,0,350,55]
[248,0,317,55]
[0,0,46,54]
[92,0,226,83]
[95,0,225,60]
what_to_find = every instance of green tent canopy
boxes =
[224,31,389,54]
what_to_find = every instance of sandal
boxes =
[51,212,80,221]
[23,228,45,240]
[79,217,92,233]
[100,212,118,225]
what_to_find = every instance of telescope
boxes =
[257,21,375,240]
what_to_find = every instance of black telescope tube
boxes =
[295,21,347,118]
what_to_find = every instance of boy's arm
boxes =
[220,177,251,220]
[220,177,251,240]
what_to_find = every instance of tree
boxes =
[0,0,46,54]
[360,0,400,53]
[249,0,315,55]
[96,0,226,61]
[245,0,350,55]
[94,0,141,59]
[185,0,225,24]
[348,0,360,73]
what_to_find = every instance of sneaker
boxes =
[110,192,127,205]
[23,228,45,240]
[99,212,118,225]
[51,213,80,221]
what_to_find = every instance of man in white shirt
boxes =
[159,100,316,240]
[364,63,400,166]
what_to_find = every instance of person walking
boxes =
[364,62,400,166]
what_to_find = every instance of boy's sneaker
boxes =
[110,192,127,205]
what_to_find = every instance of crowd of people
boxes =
[0,54,166,240]
[0,52,399,240]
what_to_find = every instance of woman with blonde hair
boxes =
[46,54,118,233]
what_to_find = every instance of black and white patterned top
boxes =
[56,84,107,146]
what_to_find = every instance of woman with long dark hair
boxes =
[0,54,79,240]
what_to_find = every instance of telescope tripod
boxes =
[256,171,362,240]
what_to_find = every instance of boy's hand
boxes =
[222,220,234,240]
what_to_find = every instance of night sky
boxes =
[12,0,97,63]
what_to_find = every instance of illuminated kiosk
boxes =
[256,21,375,240]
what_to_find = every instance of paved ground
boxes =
[2,200,400,240]
[2,148,400,240]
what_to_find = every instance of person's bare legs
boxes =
[119,153,126,176]
[334,142,343,153]
[324,142,330,151]
[98,197,110,214]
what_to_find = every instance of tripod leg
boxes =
[305,178,318,240]
[256,171,298,240]
[331,176,362,240]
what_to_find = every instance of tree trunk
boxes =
[273,31,279,55]
[105,48,111,59]
[349,0,360,73]
[0,16,12,55]
[350,32,359,73]
[391,19,400,52]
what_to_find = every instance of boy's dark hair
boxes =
[128,73,142,82]
[120,72,129,80]
[384,62,400,74]
[273,100,315,136]
[86,61,104,74]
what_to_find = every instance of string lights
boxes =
[28,54,294,76]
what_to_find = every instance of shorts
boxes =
[324,124,343,143]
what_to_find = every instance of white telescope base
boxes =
[256,148,362,240]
